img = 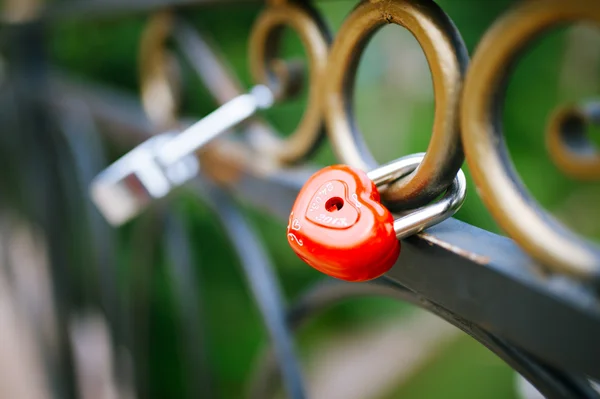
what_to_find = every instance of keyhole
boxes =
[326,197,344,212]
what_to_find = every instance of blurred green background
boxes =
[46,1,600,398]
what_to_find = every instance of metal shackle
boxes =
[367,153,467,239]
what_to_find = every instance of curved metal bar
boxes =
[460,0,600,278]
[366,154,467,239]
[393,169,466,239]
[192,179,306,399]
[547,100,600,180]
[248,279,599,399]
[323,0,468,210]
[248,0,331,163]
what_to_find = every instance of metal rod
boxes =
[195,179,306,399]
[367,154,467,239]
[156,85,273,165]
[393,171,466,239]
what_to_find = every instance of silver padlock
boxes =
[90,85,274,226]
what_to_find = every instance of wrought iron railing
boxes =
[1,0,599,398]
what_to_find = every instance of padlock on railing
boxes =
[90,85,274,226]
[287,153,466,282]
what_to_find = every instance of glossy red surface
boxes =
[287,165,400,282]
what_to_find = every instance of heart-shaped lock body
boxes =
[287,165,400,282]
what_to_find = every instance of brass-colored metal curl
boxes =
[248,0,330,163]
[461,0,600,278]
[322,0,468,209]
[547,101,600,180]
[139,11,181,131]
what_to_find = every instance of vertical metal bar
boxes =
[194,179,306,399]
[163,212,213,398]
[3,20,78,399]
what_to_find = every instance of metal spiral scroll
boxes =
[324,0,468,210]
[461,0,600,278]
[248,0,331,163]
[547,100,600,181]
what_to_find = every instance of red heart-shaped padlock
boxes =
[287,165,400,282]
